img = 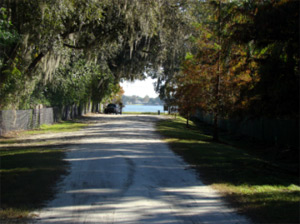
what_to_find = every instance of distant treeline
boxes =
[122,95,163,105]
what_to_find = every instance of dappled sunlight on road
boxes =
[33,115,250,224]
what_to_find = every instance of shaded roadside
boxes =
[157,116,300,224]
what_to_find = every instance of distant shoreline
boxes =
[122,95,163,106]
[124,104,163,106]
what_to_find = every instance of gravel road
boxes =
[34,114,250,224]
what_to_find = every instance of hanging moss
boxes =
[0,0,195,109]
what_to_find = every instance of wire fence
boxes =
[195,110,299,148]
[0,108,54,135]
[0,102,97,136]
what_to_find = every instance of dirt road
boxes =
[34,114,250,224]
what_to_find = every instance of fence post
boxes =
[0,111,2,135]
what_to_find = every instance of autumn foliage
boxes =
[174,0,299,121]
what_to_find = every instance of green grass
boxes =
[0,147,69,221]
[157,117,300,224]
[0,139,18,145]
[0,120,88,222]
[24,121,87,135]
[0,121,87,145]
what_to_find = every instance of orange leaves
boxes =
[176,25,260,117]
[173,1,264,117]
[175,26,222,114]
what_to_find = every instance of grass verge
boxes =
[157,117,300,224]
[0,121,87,145]
[0,147,69,222]
[24,121,87,135]
[0,121,87,222]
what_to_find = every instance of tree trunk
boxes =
[213,0,221,142]
[186,112,190,128]
[213,112,219,141]
[26,52,45,75]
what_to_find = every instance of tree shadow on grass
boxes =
[0,148,69,212]
[167,140,300,224]
[172,141,299,186]
[157,118,300,223]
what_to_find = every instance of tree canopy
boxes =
[158,0,299,120]
[0,0,298,124]
[0,0,194,109]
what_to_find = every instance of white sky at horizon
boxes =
[121,77,159,98]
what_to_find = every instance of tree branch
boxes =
[63,43,86,49]
[26,52,45,75]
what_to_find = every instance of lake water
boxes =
[123,105,165,113]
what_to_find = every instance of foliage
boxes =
[0,0,195,110]
[102,84,124,105]
[230,0,300,117]
[158,0,299,124]
[0,7,22,109]
[1,0,297,119]
[177,1,260,116]
[44,57,96,107]
[0,7,19,54]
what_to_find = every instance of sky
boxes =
[121,77,158,98]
